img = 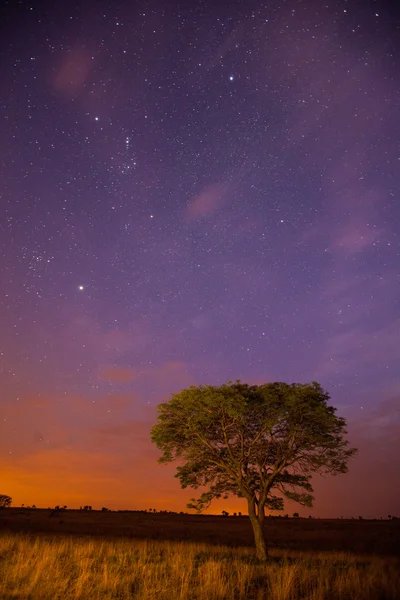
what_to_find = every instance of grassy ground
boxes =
[0,532,399,599]
[0,510,399,598]
[1,508,400,555]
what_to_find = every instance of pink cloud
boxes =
[53,45,94,96]
[332,219,379,254]
[186,183,227,220]
[99,365,136,383]
[142,361,196,391]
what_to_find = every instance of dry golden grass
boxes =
[2,508,399,556]
[0,532,399,599]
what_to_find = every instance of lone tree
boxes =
[0,494,12,508]
[151,381,357,560]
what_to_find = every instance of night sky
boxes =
[1,0,399,517]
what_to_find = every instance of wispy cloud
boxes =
[99,365,137,383]
[315,320,400,378]
[53,44,95,97]
[185,183,228,220]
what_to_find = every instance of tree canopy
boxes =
[151,380,357,560]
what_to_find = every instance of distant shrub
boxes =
[0,494,12,508]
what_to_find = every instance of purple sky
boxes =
[1,0,399,516]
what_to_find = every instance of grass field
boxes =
[0,509,399,599]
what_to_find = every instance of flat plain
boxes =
[1,508,399,599]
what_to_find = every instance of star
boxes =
[78,285,85,291]
[229,75,234,81]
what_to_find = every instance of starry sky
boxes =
[1,0,399,517]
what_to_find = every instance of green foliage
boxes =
[151,381,357,516]
[0,495,12,508]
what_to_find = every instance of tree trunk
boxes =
[258,502,265,527]
[248,501,268,561]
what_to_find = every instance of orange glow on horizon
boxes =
[1,385,399,519]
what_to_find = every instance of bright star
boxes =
[229,75,234,81]
[78,285,85,291]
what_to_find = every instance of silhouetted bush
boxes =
[0,494,12,508]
